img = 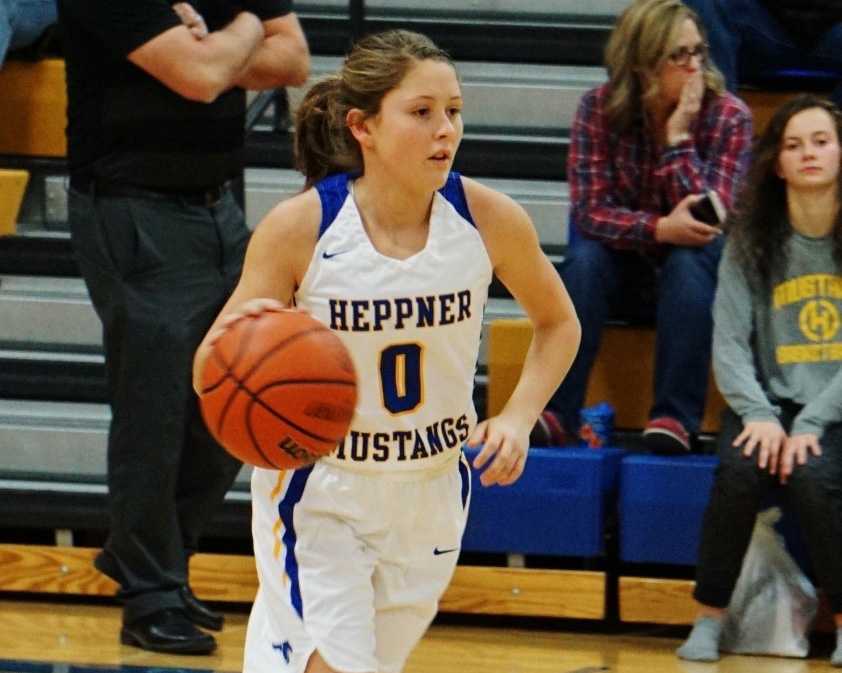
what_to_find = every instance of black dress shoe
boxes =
[121,608,216,654]
[179,584,224,631]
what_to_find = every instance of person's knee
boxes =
[787,458,837,500]
[561,237,616,292]
[565,236,614,271]
[660,246,718,305]
[713,454,763,496]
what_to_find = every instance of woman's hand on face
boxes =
[732,420,787,474]
[655,194,721,246]
[778,433,822,485]
[666,71,704,144]
[467,414,530,487]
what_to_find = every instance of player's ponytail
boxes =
[294,76,360,190]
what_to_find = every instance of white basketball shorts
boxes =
[243,454,472,673]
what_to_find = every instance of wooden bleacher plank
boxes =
[0,169,29,236]
[0,59,67,157]
[441,566,605,619]
[0,544,605,619]
[619,576,696,624]
[487,319,726,433]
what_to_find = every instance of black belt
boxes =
[70,177,229,207]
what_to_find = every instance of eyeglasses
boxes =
[666,43,708,67]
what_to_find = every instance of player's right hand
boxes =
[732,420,787,475]
[206,298,288,347]
[193,298,287,395]
[655,194,721,247]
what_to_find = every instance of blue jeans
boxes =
[547,235,724,434]
[685,0,842,105]
[0,0,57,65]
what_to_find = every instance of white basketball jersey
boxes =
[294,172,492,473]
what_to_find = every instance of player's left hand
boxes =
[467,415,529,487]
[778,433,822,485]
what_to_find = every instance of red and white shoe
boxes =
[529,409,571,447]
[643,416,691,454]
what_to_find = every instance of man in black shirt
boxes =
[57,0,309,655]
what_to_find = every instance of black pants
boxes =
[69,187,249,622]
[694,403,842,614]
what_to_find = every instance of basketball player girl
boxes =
[678,94,842,665]
[194,29,580,673]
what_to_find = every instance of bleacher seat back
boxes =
[462,446,624,557]
[0,169,29,235]
[619,453,718,565]
[0,59,67,157]
[488,319,726,433]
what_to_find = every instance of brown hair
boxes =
[603,0,725,134]
[294,30,455,189]
[729,94,842,289]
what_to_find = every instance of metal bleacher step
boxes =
[0,274,99,348]
[0,398,254,491]
[298,0,629,15]
[245,168,571,247]
[284,56,605,134]
[8,169,571,255]
[246,57,605,180]
[291,0,621,65]
[0,273,525,378]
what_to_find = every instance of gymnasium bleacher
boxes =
[0,0,835,629]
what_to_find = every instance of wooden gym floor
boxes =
[0,599,838,673]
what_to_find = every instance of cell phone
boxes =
[690,190,726,225]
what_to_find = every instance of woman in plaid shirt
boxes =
[537,0,753,454]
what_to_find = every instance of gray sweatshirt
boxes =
[713,231,842,436]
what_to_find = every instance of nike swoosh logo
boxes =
[322,249,353,259]
[433,547,458,556]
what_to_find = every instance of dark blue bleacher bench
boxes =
[618,453,811,570]
[462,446,625,557]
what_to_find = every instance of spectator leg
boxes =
[811,25,842,107]
[0,0,12,65]
[683,0,741,92]
[783,421,842,615]
[652,237,722,433]
[547,236,620,432]
[693,407,775,608]
[7,0,57,52]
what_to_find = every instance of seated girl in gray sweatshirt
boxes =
[678,93,842,665]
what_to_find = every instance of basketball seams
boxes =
[204,320,336,436]
[244,408,285,470]
[248,389,344,444]
[238,325,338,387]
[202,317,259,393]
[199,311,358,469]
[254,378,356,388]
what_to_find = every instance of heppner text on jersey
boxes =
[329,290,473,332]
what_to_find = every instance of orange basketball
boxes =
[198,309,357,469]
